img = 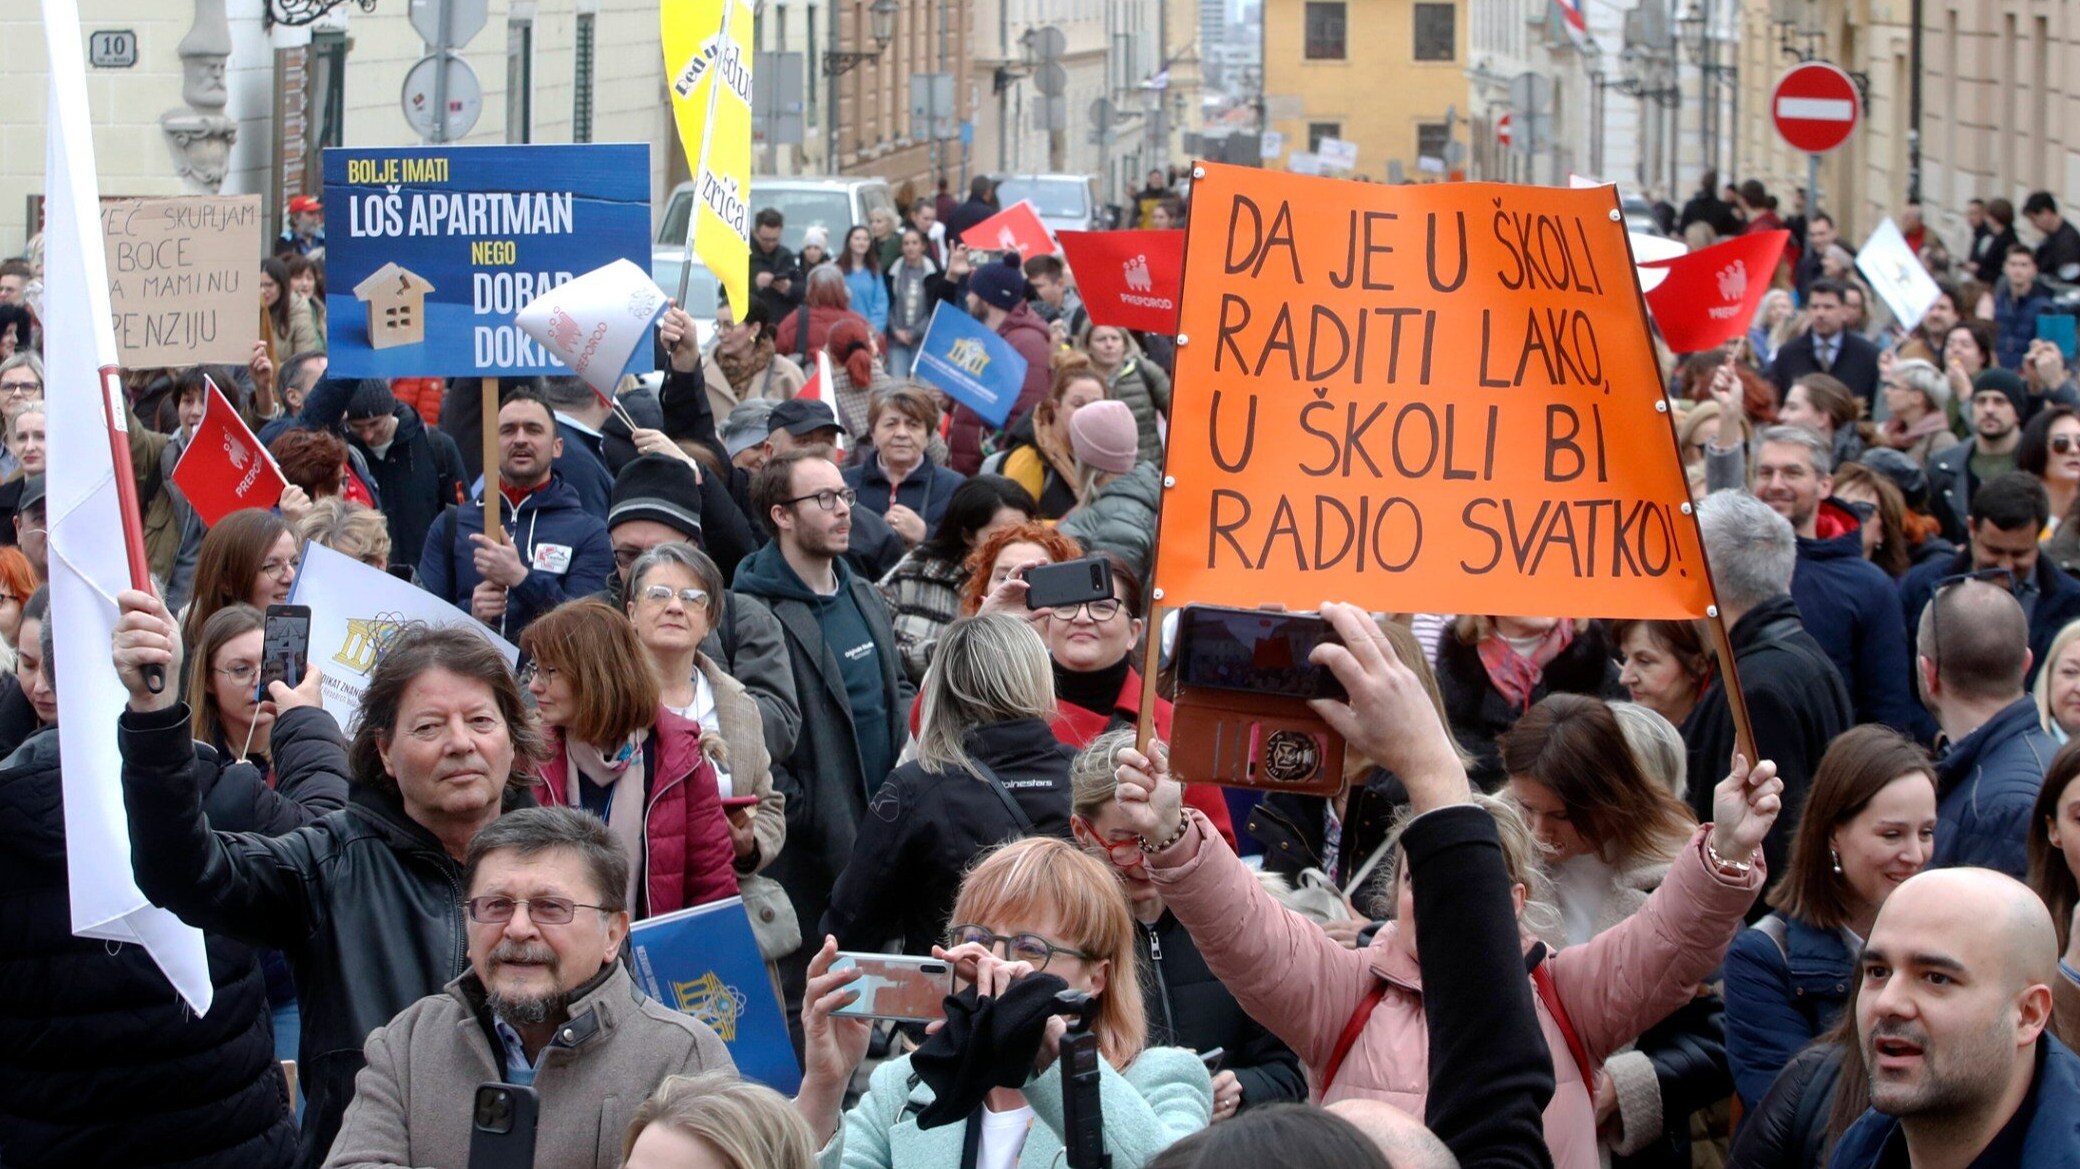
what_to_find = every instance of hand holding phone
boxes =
[828,953,954,1023]
[257,604,312,703]
[467,1083,538,1169]
[1023,557,1115,614]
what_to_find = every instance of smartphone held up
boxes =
[1168,605,1349,796]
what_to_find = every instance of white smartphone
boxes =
[830,952,955,1023]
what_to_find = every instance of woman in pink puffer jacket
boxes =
[1119,744,1776,1169]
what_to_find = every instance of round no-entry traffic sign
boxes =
[1772,62,1859,154]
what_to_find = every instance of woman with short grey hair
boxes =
[820,613,1078,955]
[1877,358,1960,468]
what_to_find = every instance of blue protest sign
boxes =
[627,896,800,1093]
[913,301,1028,427]
[322,144,650,378]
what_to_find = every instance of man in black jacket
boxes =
[1676,170,1742,240]
[748,208,803,322]
[1769,280,1882,404]
[1,613,341,1169]
[338,380,467,569]
[1686,490,1852,883]
[943,176,1000,245]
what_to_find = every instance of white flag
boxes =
[289,542,520,731]
[513,258,671,403]
[1857,218,1942,332]
[42,0,214,1015]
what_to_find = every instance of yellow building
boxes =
[1260,0,1471,180]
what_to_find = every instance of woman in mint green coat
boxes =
[793,835,1214,1168]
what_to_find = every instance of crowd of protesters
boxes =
[5,172,2080,1169]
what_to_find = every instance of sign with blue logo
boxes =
[913,301,1029,427]
[627,896,800,1093]
[322,144,650,378]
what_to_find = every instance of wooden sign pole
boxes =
[1134,602,1166,755]
[1705,608,1758,774]
[481,377,501,544]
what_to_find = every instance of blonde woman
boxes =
[821,614,1077,955]
[296,497,392,571]
[624,1072,816,1169]
[797,835,1214,1167]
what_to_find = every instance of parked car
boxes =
[992,173,1103,237]
[657,176,897,255]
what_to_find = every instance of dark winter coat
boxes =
[290,377,467,569]
[1723,913,1860,1109]
[1135,907,1308,1111]
[1921,439,1976,545]
[844,452,967,532]
[1928,696,2059,879]
[1993,280,2056,371]
[1790,500,1921,732]
[1682,594,1854,883]
[1058,460,1162,580]
[1435,622,1622,788]
[1247,766,1409,896]
[1829,1035,2080,1168]
[1725,1042,1844,1169]
[119,703,532,1169]
[820,717,1075,955]
[0,721,338,1169]
[416,472,614,644]
[1900,547,2080,691]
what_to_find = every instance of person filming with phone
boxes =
[324,806,736,1169]
[796,835,1215,1168]
[1109,601,1784,1169]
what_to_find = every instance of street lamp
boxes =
[824,0,899,77]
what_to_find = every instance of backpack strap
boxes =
[1320,978,1389,1097]
[794,302,813,360]
[1753,912,1792,963]
[964,756,1035,833]
[1530,958,1598,1090]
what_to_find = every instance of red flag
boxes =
[1641,230,1790,354]
[171,376,287,526]
[1057,230,1184,334]
[960,199,1055,258]
[797,350,831,400]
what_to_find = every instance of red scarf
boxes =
[1476,619,1576,712]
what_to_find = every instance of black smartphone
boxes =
[256,604,312,702]
[467,1083,539,1169]
[1175,606,1346,701]
[1024,556,1115,612]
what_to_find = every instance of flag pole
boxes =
[96,367,161,691]
[677,0,741,312]
[481,377,501,543]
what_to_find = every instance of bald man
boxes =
[1833,868,2079,1166]
[1326,1099,1458,1169]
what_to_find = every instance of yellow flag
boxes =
[662,0,754,319]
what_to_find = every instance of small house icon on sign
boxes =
[353,262,436,350]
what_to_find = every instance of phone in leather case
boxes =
[1169,605,1347,796]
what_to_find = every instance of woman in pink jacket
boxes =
[1109,608,1782,1169]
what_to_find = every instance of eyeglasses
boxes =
[780,487,857,512]
[1927,567,2018,673]
[1087,834,1144,865]
[214,662,260,684]
[464,896,610,926]
[260,557,299,580]
[1842,499,1879,523]
[2055,435,2079,455]
[517,661,561,686]
[0,381,38,397]
[1051,598,1123,622]
[946,924,1095,971]
[639,585,709,608]
[613,546,648,569]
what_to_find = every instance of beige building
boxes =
[1260,0,1470,182]
[2,0,680,255]
[1732,0,2079,256]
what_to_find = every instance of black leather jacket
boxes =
[1725,1042,1844,1169]
[119,701,529,1169]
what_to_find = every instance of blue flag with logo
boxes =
[627,896,799,1092]
[913,301,1028,427]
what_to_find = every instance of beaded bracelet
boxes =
[1140,812,1191,855]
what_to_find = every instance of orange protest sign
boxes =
[1153,164,1712,621]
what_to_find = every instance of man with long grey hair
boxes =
[1682,490,1852,874]
[819,613,1077,957]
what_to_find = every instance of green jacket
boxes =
[821,1046,1211,1169]
[1108,358,1170,466]
[1058,461,1163,581]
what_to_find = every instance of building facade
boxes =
[3,0,680,254]
[1260,0,1471,183]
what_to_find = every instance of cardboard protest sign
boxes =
[513,258,670,404]
[1154,162,1712,621]
[289,541,519,728]
[663,0,756,319]
[913,301,1029,427]
[1058,229,1184,334]
[1642,230,1790,353]
[960,199,1055,258]
[1856,218,1942,331]
[100,195,261,365]
[322,145,651,378]
[170,375,287,526]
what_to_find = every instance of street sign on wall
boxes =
[1772,61,1860,154]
